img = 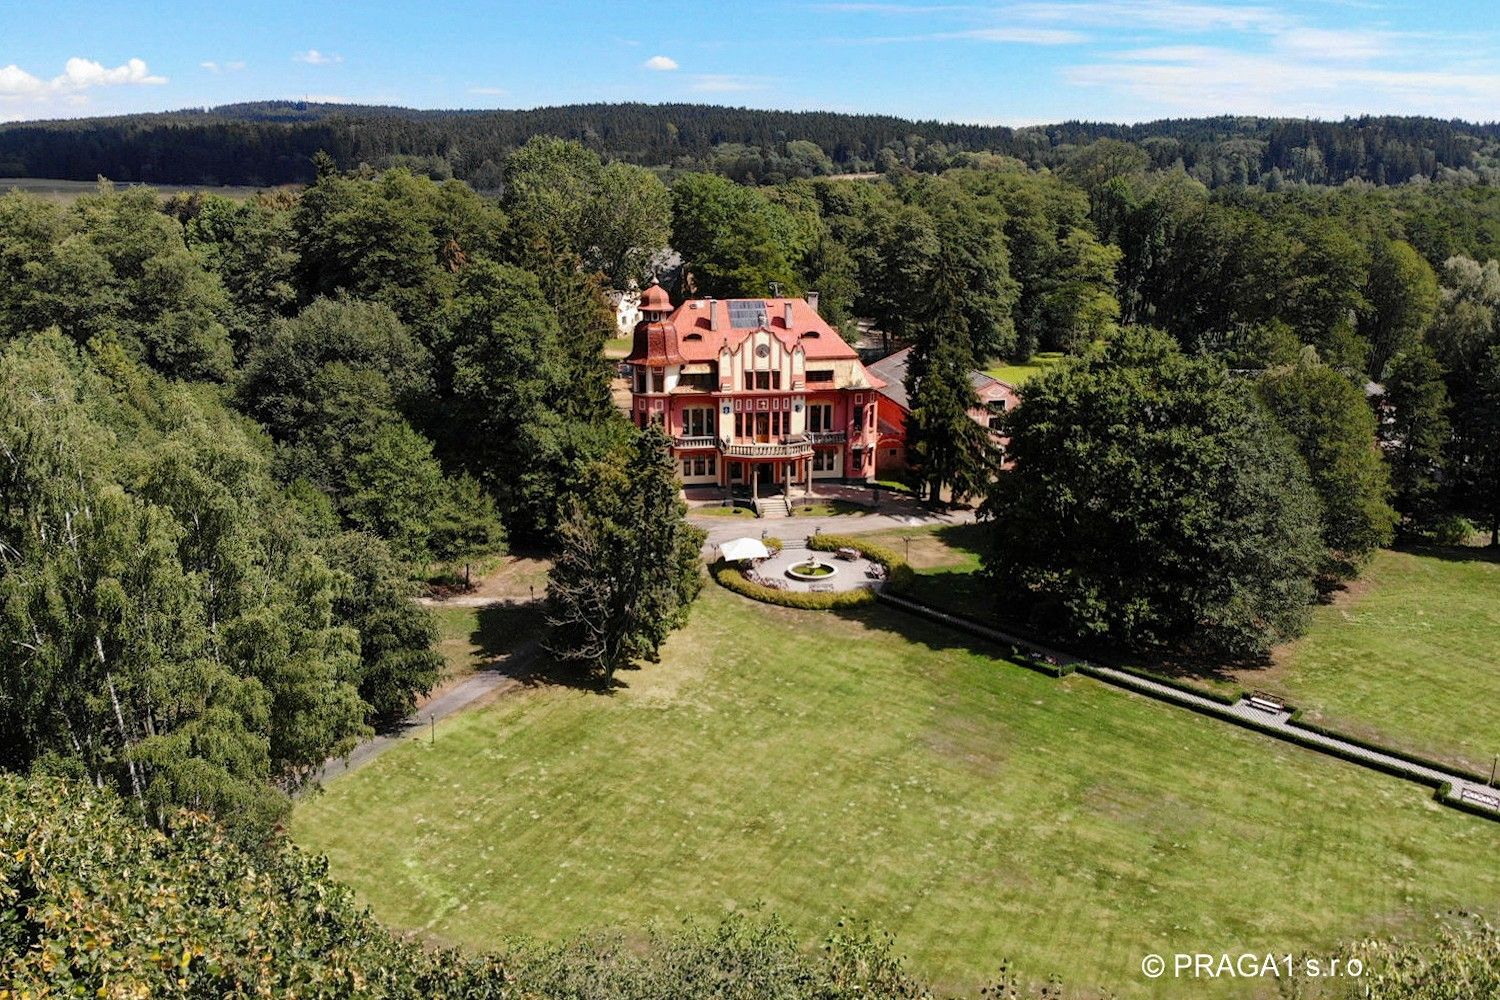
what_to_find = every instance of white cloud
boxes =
[0,65,47,97]
[644,55,679,71]
[1067,44,1500,119]
[1014,1,1292,34]
[948,27,1086,44]
[53,57,166,90]
[468,86,506,96]
[200,60,247,73]
[689,74,764,93]
[294,49,344,65]
[0,57,167,118]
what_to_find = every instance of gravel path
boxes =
[307,637,540,789]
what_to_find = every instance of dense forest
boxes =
[3,100,1499,188]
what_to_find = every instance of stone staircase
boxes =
[755,495,792,518]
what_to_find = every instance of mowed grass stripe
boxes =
[1253,548,1500,773]
[295,587,1500,998]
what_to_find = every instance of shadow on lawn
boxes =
[471,601,621,695]
[835,562,1265,689]
[1396,541,1500,565]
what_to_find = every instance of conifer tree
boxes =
[544,423,704,681]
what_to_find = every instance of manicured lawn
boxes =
[691,504,756,518]
[295,586,1500,998]
[985,351,1068,386]
[790,498,868,517]
[858,522,994,621]
[604,336,632,358]
[1237,547,1500,775]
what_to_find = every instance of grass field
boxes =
[295,585,1500,998]
[1,176,282,203]
[1239,547,1500,774]
[604,336,632,359]
[985,351,1068,387]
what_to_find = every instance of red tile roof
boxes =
[669,297,859,362]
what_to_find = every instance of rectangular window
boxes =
[735,413,744,437]
[755,371,771,390]
[807,370,834,384]
[808,404,832,433]
[744,372,754,391]
[707,455,716,475]
[682,459,692,476]
[813,450,837,472]
[682,407,713,438]
[772,371,782,390]
[651,370,664,393]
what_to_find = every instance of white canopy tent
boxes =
[718,537,771,563]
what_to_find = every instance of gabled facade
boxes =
[625,282,884,496]
[866,346,1018,478]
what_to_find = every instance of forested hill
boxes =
[2,100,1497,189]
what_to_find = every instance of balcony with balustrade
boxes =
[722,435,814,459]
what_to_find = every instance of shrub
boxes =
[1430,514,1477,546]
[805,534,917,593]
[712,561,877,609]
[765,536,784,554]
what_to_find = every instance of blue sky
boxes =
[2,1,1497,125]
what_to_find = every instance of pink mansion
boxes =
[625,283,884,500]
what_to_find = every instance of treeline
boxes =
[2,101,1498,188]
[0,138,700,841]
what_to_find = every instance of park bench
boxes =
[1246,692,1285,714]
[1460,787,1500,810]
[810,583,834,593]
[835,547,860,561]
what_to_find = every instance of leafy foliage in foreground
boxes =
[0,772,944,999]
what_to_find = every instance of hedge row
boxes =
[711,561,878,610]
[805,534,916,594]
[1288,712,1491,785]
[1435,782,1500,823]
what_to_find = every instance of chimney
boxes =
[784,302,794,328]
[708,298,719,331]
[805,291,820,315]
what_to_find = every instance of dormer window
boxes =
[683,333,703,342]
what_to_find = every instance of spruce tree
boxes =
[903,260,999,503]
[1382,347,1452,535]
[544,423,704,681]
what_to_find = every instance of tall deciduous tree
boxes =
[1257,353,1397,577]
[544,424,704,681]
[983,328,1323,658]
[444,260,572,540]
[1363,238,1439,380]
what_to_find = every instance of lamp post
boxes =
[902,534,914,561]
[1491,753,1497,787]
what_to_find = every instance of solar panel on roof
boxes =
[727,300,768,329]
